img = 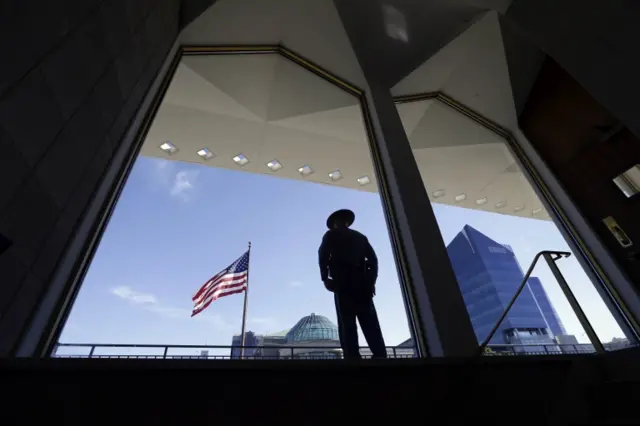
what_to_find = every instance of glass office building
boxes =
[447,225,560,345]
[528,277,566,338]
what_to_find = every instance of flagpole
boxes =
[240,242,251,359]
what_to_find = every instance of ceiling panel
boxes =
[392,11,518,130]
[142,53,548,220]
[183,55,279,120]
[180,0,366,88]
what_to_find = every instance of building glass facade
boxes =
[285,314,340,343]
[528,277,567,337]
[447,225,557,345]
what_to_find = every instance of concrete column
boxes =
[334,1,477,356]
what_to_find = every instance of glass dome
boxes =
[286,313,339,343]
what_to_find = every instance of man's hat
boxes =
[326,209,355,229]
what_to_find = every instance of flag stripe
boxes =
[192,271,247,301]
[193,284,247,313]
[192,270,227,300]
[193,274,247,304]
[193,273,247,302]
[191,250,250,317]
[191,287,247,317]
[192,278,247,308]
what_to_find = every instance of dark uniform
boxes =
[319,211,387,359]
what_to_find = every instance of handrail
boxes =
[53,341,628,359]
[54,344,346,350]
[53,343,415,359]
[477,250,606,355]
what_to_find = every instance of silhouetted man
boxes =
[318,209,387,359]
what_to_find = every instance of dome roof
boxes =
[286,313,339,343]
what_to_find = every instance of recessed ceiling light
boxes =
[475,197,488,205]
[266,159,282,171]
[298,165,314,176]
[329,170,343,181]
[455,193,466,202]
[532,207,543,215]
[197,148,214,160]
[432,189,445,198]
[495,200,506,209]
[514,205,525,213]
[160,142,177,154]
[233,154,249,166]
[357,176,371,186]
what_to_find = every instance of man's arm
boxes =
[364,237,378,280]
[318,232,331,282]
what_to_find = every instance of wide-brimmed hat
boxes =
[326,209,355,229]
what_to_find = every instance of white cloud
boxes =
[170,170,200,201]
[110,285,230,330]
[150,159,199,202]
[289,280,304,288]
[112,286,157,305]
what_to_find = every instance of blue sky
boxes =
[58,155,624,354]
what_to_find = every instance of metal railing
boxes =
[53,341,631,360]
[483,343,606,356]
[52,343,416,360]
[477,250,606,355]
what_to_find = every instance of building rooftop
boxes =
[265,329,290,338]
[286,313,339,343]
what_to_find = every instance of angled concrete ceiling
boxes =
[392,11,518,131]
[397,99,546,219]
[387,11,547,218]
[146,0,551,220]
[142,54,375,193]
[179,0,538,114]
[141,50,550,220]
[333,0,514,87]
[180,0,366,89]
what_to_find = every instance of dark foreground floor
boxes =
[2,354,639,425]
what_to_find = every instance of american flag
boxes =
[191,250,250,317]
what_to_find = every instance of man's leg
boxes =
[334,292,361,359]
[356,295,387,358]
